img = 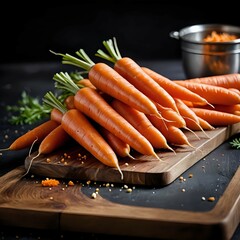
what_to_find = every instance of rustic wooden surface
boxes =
[0,164,239,240]
[25,123,240,186]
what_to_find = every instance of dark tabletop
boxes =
[0,60,239,240]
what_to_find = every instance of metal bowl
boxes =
[170,24,240,78]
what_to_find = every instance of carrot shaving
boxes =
[204,31,238,42]
[41,178,60,187]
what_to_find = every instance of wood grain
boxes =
[25,123,240,186]
[0,165,239,240]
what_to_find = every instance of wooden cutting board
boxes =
[25,123,240,186]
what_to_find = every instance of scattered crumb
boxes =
[201,197,206,201]
[208,197,215,202]
[91,192,97,199]
[41,178,60,187]
[68,180,74,186]
[188,173,193,178]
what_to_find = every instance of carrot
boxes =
[53,72,160,159]
[196,104,240,116]
[147,114,193,147]
[95,37,179,113]
[43,91,123,179]
[174,98,209,137]
[24,124,73,178]
[182,73,240,90]
[229,88,240,95]
[50,107,64,124]
[37,125,71,156]
[50,50,160,117]
[1,120,59,151]
[77,78,96,89]
[190,107,240,126]
[173,81,240,105]
[141,66,211,106]
[111,98,174,152]
[64,95,75,110]
[155,103,186,128]
[100,127,134,159]
[155,101,201,140]
[197,117,215,130]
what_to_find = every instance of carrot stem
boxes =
[53,72,81,95]
[42,92,67,115]
[49,50,93,71]
[96,37,121,63]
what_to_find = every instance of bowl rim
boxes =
[171,23,240,44]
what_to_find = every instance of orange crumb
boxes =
[204,31,238,42]
[41,179,60,187]
[68,180,74,186]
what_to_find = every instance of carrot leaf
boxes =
[50,49,94,71]
[95,37,122,63]
[229,138,240,149]
[69,70,87,81]
[6,91,51,125]
[53,72,83,95]
[43,91,67,114]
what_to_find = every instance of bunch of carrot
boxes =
[2,37,240,179]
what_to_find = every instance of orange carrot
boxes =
[1,120,59,151]
[111,98,173,151]
[197,117,215,130]
[155,101,201,140]
[182,73,240,90]
[147,114,193,147]
[50,108,64,124]
[100,127,133,159]
[174,98,206,132]
[141,66,211,106]
[229,88,240,95]
[43,91,123,179]
[77,78,96,89]
[53,72,159,159]
[155,103,186,128]
[173,81,240,105]
[64,95,75,110]
[196,104,240,115]
[95,37,179,112]
[50,50,160,116]
[190,107,240,126]
[37,125,71,155]
[74,88,159,158]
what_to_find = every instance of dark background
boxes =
[1,1,239,64]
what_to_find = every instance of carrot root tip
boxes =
[0,147,10,152]
[128,154,136,160]
[22,151,40,178]
[117,165,124,180]
[183,127,201,140]
[153,152,163,161]
[28,138,39,157]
